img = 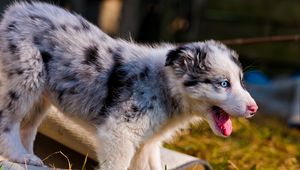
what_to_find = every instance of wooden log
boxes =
[38,107,211,170]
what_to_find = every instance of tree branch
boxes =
[221,34,300,45]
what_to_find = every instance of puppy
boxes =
[0,2,257,170]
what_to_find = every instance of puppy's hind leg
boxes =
[0,88,44,166]
[0,39,45,166]
[20,97,50,154]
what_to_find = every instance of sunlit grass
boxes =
[164,114,300,170]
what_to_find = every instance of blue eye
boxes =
[220,80,230,88]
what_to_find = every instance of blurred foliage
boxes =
[1,0,298,75]
[235,42,299,76]
[197,0,299,38]
[153,0,300,76]
[157,0,299,40]
[164,114,300,170]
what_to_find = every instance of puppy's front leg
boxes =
[148,144,162,170]
[96,126,135,170]
[130,142,162,170]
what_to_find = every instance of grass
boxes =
[164,113,300,170]
[81,154,88,170]
[43,151,72,170]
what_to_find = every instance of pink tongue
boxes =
[216,112,232,136]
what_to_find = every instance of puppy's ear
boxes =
[165,45,208,76]
[165,47,194,67]
[165,47,183,67]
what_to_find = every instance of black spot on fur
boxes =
[100,49,132,115]
[33,36,41,46]
[7,91,18,110]
[9,91,18,101]
[82,46,102,72]
[3,126,11,133]
[123,110,136,122]
[8,42,17,54]
[29,15,56,30]
[7,21,17,32]
[107,48,113,54]
[41,51,53,73]
[79,18,90,30]
[0,110,2,120]
[60,24,67,31]
[124,103,155,122]
[165,47,182,67]
[38,71,42,77]
[148,105,154,110]
[124,76,135,89]
[139,67,150,81]
[41,51,52,64]
[131,105,139,112]
[7,68,24,78]
[151,96,157,100]
[57,89,65,103]
[183,80,198,86]
[16,69,24,75]
[62,74,78,82]
[73,25,81,31]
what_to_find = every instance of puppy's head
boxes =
[165,40,258,137]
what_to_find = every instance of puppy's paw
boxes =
[11,153,44,166]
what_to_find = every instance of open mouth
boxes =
[211,106,232,137]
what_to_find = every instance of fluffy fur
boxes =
[0,2,257,170]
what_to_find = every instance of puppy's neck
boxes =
[163,67,193,117]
